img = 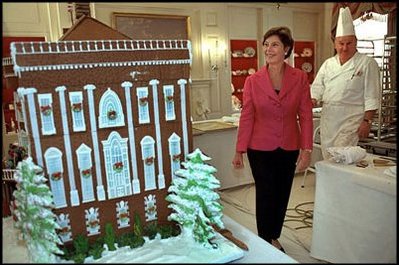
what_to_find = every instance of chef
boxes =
[311,7,380,159]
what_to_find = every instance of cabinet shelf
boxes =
[230,39,258,104]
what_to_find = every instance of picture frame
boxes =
[112,12,189,40]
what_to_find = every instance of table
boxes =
[193,119,254,189]
[310,154,397,263]
[223,215,297,263]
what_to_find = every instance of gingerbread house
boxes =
[10,15,193,243]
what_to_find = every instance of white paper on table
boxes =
[327,146,367,164]
[383,166,396,178]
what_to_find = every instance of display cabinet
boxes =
[230,39,258,105]
[293,41,315,84]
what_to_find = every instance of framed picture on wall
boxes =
[112,13,189,40]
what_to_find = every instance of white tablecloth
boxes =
[223,215,297,263]
[310,154,397,263]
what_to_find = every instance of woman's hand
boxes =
[232,152,244,169]
[296,150,311,172]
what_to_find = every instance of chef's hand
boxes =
[296,150,311,172]
[358,121,371,139]
[232,152,244,169]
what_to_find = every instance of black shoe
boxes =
[279,247,285,253]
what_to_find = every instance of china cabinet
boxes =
[293,41,315,84]
[230,39,258,104]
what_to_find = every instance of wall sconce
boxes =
[206,40,227,73]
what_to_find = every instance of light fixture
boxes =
[206,40,227,73]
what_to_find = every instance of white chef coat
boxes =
[311,52,380,159]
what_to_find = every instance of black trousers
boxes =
[247,147,299,243]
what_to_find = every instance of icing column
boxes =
[17,87,31,155]
[56,86,80,206]
[18,87,44,166]
[178,79,189,159]
[149,79,165,189]
[84,84,106,201]
[121,81,140,194]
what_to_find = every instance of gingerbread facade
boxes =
[10,16,193,243]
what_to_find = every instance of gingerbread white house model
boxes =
[10,16,193,243]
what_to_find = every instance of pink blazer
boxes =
[236,64,313,152]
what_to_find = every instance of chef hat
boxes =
[336,7,355,37]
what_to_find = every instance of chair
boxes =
[301,125,322,188]
[2,169,17,217]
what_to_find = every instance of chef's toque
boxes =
[336,7,355,37]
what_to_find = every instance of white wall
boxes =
[2,2,330,121]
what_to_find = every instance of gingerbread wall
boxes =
[11,16,193,243]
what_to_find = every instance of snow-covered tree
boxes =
[166,148,224,248]
[13,157,63,263]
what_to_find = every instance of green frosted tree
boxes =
[166,148,224,248]
[13,157,63,263]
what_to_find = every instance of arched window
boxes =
[140,136,156,191]
[102,131,132,199]
[168,133,181,180]
[44,147,67,208]
[76,143,94,202]
[98,88,125,128]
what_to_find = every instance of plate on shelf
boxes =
[232,50,243,57]
[301,62,313,73]
[302,48,313,57]
[244,47,256,57]
[248,68,256,75]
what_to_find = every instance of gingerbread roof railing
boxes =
[10,39,193,77]
[11,39,190,55]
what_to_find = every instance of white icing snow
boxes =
[57,231,244,263]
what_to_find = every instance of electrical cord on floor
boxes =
[284,201,314,230]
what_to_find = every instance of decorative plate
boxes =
[232,50,243,57]
[301,62,313,73]
[302,48,313,57]
[244,47,256,57]
[248,68,256,75]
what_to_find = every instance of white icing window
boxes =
[56,213,72,243]
[14,92,24,122]
[144,194,157,222]
[44,147,67,208]
[102,131,132,199]
[116,200,130,229]
[168,133,181,181]
[140,136,156,191]
[136,87,150,124]
[76,144,94,203]
[163,85,176,121]
[98,88,125,128]
[85,207,100,236]
[18,129,30,156]
[69,91,86,132]
[38,93,56,135]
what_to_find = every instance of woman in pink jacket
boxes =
[232,26,313,252]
